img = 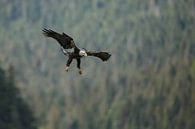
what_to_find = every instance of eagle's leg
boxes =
[65,57,73,72]
[76,58,82,75]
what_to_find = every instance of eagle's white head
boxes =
[79,49,87,56]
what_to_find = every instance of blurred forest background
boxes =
[0,0,195,129]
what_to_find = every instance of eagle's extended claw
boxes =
[79,69,83,75]
[65,66,69,72]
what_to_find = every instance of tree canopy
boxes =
[0,0,195,129]
[0,66,37,129]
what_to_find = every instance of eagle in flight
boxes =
[43,28,111,74]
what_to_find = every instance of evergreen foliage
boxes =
[0,66,37,129]
[0,0,195,129]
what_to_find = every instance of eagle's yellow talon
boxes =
[65,66,69,72]
[79,69,83,75]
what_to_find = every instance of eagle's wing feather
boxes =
[87,51,111,61]
[43,28,75,49]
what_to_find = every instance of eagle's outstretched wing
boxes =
[43,28,75,49]
[87,51,111,61]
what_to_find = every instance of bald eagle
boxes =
[43,28,111,74]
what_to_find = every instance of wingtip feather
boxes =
[42,28,53,37]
